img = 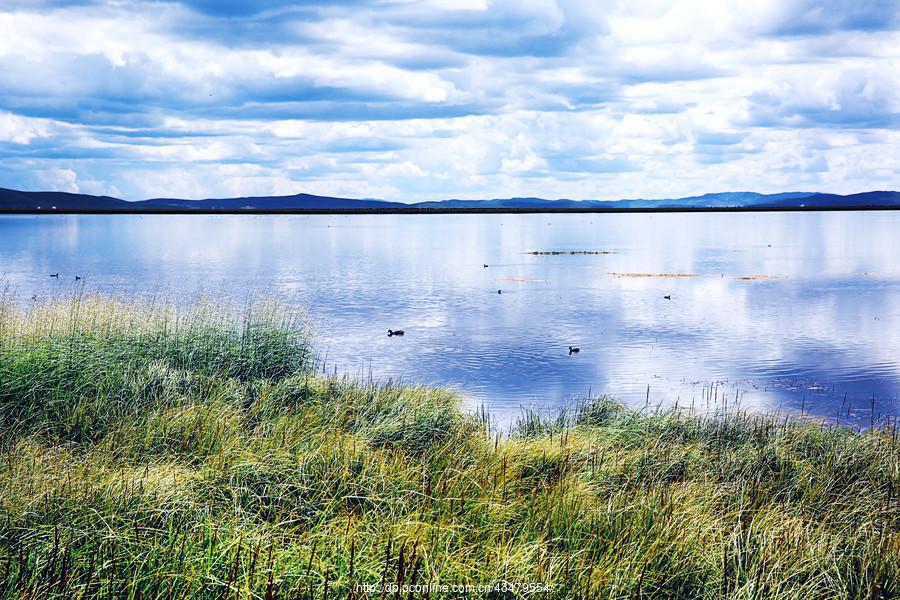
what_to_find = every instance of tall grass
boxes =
[0,296,897,599]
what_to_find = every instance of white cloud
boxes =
[0,112,51,144]
[35,168,79,193]
[0,0,898,200]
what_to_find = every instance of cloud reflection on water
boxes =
[1,211,898,426]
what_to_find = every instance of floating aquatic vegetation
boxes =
[527,250,616,255]
[608,272,701,278]
[496,276,548,282]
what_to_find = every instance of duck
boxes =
[75,275,82,281]
[49,273,59,278]
[568,346,580,354]
[497,289,502,294]
[663,295,671,300]
[483,264,489,268]
[387,329,404,337]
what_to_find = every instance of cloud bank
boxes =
[0,0,898,201]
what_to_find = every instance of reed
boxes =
[0,296,896,599]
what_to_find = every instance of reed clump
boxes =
[0,296,897,599]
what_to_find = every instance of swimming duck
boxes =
[663,295,671,300]
[49,273,59,278]
[568,346,580,354]
[75,275,82,281]
[387,329,404,337]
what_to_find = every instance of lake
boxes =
[1,211,898,427]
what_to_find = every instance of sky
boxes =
[0,1,898,202]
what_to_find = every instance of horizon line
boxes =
[6,186,900,204]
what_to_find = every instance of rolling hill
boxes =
[2,187,899,212]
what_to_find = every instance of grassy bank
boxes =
[0,297,897,599]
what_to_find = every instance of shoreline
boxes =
[2,205,900,215]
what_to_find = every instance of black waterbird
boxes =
[387,329,404,337]
[568,346,580,354]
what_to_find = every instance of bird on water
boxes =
[663,295,671,300]
[387,329,404,337]
[49,273,59,278]
[569,346,580,354]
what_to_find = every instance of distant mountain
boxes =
[610,191,816,208]
[754,191,900,208]
[0,188,129,211]
[134,193,407,211]
[2,187,899,212]
[419,192,817,209]
[412,197,585,209]
[0,188,402,211]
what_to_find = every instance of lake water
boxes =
[1,212,899,427]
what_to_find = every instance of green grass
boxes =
[0,296,897,599]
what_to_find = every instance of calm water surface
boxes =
[2,212,899,426]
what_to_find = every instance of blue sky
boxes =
[0,0,898,201]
